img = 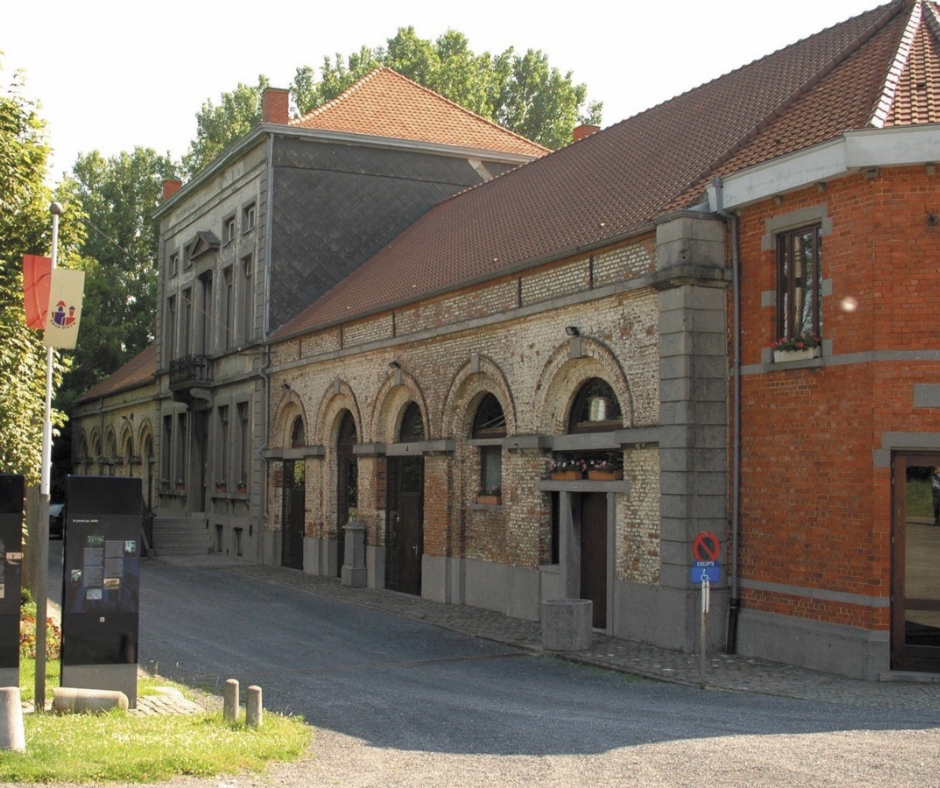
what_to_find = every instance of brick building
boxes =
[75,0,940,678]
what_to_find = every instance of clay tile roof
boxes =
[277,1,936,339]
[76,344,156,404]
[290,67,548,157]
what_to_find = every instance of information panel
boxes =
[61,476,141,705]
[0,475,23,687]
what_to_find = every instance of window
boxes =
[238,254,252,344]
[398,403,424,442]
[222,267,234,350]
[776,224,822,342]
[175,413,187,486]
[569,378,622,433]
[198,272,213,354]
[290,417,305,448]
[237,402,250,486]
[162,416,172,482]
[165,296,177,361]
[223,216,236,245]
[217,406,230,485]
[472,394,506,496]
[168,251,179,277]
[180,288,192,356]
[243,202,256,232]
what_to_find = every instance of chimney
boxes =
[262,87,290,125]
[162,179,183,202]
[573,124,600,143]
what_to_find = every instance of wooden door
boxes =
[386,456,423,595]
[580,492,608,629]
[892,454,940,672]
[281,460,305,570]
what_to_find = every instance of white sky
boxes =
[5,0,881,180]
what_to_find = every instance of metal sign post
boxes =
[700,574,710,689]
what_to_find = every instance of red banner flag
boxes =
[22,254,52,329]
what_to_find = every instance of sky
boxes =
[4,0,884,180]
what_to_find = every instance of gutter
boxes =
[713,177,742,653]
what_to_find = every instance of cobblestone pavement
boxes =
[187,559,940,715]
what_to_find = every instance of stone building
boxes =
[74,0,940,677]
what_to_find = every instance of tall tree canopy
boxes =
[57,148,179,411]
[0,63,81,481]
[183,29,602,175]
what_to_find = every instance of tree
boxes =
[182,75,269,176]
[186,29,602,175]
[57,148,179,411]
[0,62,81,482]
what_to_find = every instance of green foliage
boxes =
[0,709,311,782]
[57,147,178,411]
[0,62,78,483]
[182,75,269,177]
[187,29,602,176]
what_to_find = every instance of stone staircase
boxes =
[151,517,209,557]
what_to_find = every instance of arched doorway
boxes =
[568,378,623,629]
[335,411,358,576]
[281,417,305,570]
[386,402,424,595]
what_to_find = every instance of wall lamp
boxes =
[281,382,291,390]
[389,360,401,369]
[565,326,580,337]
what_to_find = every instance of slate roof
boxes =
[291,67,549,158]
[75,344,156,404]
[277,0,940,339]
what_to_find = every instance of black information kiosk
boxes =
[61,476,141,706]
[0,475,23,688]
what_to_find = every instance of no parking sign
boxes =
[690,531,721,584]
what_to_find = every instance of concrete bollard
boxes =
[223,679,239,723]
[0,687,25,752]
[541,598,593,652]
[246,685,263,728]
[52,687,129,715]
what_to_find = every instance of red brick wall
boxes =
[737,166,940,631]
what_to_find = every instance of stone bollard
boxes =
[52,687,128,715]
[223,679,239,723]
[341,522,368,588]
[246,685,263,728]
[541,599,593,652]
[0,687,25,752]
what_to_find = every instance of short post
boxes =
[0,687,25,752]
[223,678,239,723]
[699,575,710,690]
[246,685,263,728]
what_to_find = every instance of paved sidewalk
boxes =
[164,558,940,716]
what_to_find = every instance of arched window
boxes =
[398,403,424,443]
[568,378,622,433]
[290,416,305,449]
[473,394,506,497]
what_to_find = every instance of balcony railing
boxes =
[169,355,212,402]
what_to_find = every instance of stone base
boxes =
[542,599,593,652]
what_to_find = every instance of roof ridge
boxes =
[292,67,549,152]
[871,0,925,126]
[924,2,940,41]
[665,0,902,210]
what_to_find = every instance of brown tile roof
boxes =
[277,1,938,339]
[76,344,156,404]
[291,68,548,158]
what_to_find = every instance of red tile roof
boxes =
[291,68,548,158]
[76,344,156,404]
[279,1,937,338]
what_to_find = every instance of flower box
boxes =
[215,484,228,493]
[773,347,820,363]
[477,494,502,505]
[588,470,623,481]
[550,471,583,481]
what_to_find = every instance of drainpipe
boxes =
[713,178,742,653]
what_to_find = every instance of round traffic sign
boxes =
[693,531,720,562]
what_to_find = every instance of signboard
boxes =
[61,476,141,706]
[690,531,721,584]
[0,476,23,688]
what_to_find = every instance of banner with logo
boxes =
[43,269,85,349]
[22,255,52,330]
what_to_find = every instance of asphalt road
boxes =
[126,559,940,787]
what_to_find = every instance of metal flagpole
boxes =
[35,202,63,711]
